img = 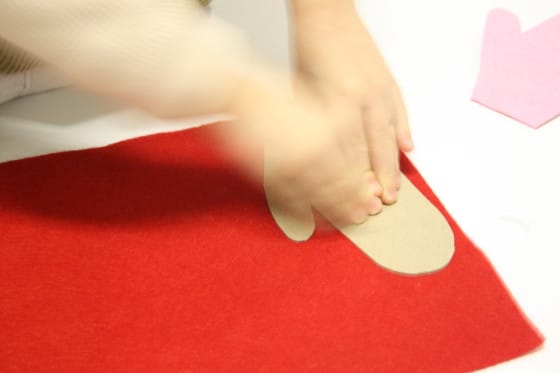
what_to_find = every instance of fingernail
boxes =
[383,189,398,205]
[366,173,383,197]
[351,209,369,225]
[371,182,383,197]
[401,137,414,151]
[366,196,382,215]
[406,138,414,150]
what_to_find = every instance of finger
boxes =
[333,101,383,200]
[364,105,401,205]
[337,106,373,170]
[393,88,414,152]
[310,164,381,227]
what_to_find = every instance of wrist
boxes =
[289,0,360,43]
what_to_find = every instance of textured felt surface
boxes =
[0,124,543,372]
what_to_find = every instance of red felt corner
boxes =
[0,124,543,373]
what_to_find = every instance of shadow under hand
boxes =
[0,141,262,226]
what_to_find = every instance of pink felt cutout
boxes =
[472,9,560,128]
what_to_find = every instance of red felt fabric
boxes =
[0,124,543,373]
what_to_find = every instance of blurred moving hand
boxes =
[0,0,412,228]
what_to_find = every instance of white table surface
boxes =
[1,0,559,371]
[356,1,560,371]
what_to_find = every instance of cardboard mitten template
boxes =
[266,169,455,275]
[0,125,543,372]
[472,9,560,128]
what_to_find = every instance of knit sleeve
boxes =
[0,38,42,74]
[0,0,254,117]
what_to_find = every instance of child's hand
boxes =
[291,2,414,205]
[0,0,404,227]
[218,69,382,227]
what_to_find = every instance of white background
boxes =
[0,1,559,371]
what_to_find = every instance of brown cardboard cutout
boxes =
[264,157,315,242]
[266,172,455,275]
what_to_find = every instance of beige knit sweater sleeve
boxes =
[0,0,254,116]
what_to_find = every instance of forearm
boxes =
[288,0,355,20]
[0,0,256,117]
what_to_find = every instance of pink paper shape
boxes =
[472,9,560,128]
